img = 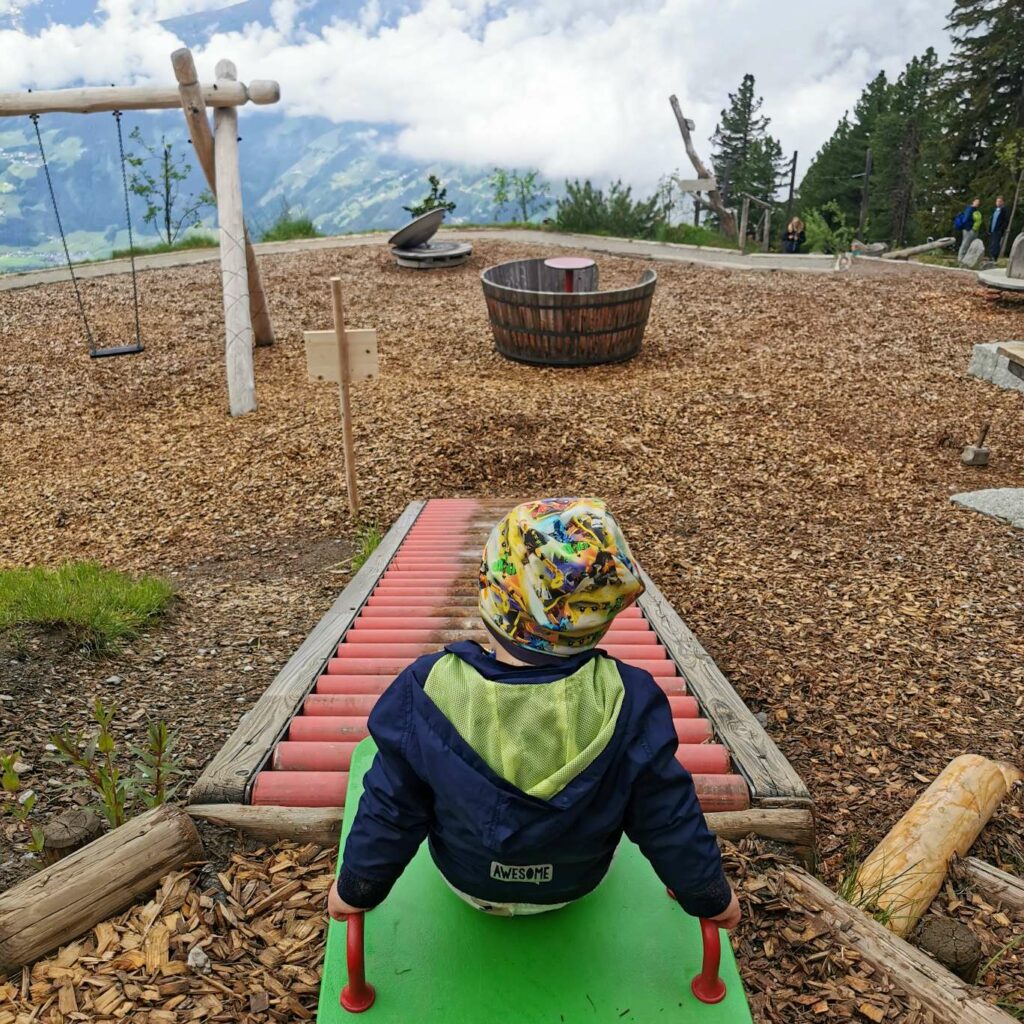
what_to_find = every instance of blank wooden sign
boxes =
[303,329,379,384]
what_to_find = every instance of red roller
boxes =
[657,678,688,696]
[289,717,369,741]
[334,644,668,663]
[675,744,730,775]
[341,628,660,646]
[355,611,651,630]
[251,770,348,806]
[327,656,677,678]
[692,774,750,812]
[668,696,699,717]
[359,601,644,618]
[368,587,476,598]
[675,718,713,743]
[315,675,394,695]
[295,693,379,716]
[273,741,357,771]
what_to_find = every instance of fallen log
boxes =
[881,237,954,260]
[187,802,815,856]
[960,857,1024,912]
[0,804,203,974]
[853,755,1022,937]
[784,867,1017,1024]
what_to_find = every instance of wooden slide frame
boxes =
[189,501,813,855]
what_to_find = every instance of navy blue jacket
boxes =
[338,642,731,917]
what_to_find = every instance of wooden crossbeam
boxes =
[0,81,279,117]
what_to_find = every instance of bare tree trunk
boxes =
[669,95,737,238]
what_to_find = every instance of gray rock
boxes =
[1008,232,1024,279]
[967,342,1024,394]
[951,488,1024,526]
[104,675,122,686]
[960,238,985,269]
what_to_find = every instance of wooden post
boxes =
[213,59,256,416]
[784,150,798,224]
[668,95,737,239]
[761,208,771,252]
[171,48,274,347]
[0,805,202,974]
[330,277,359,516]
[693,196,701,227]
[738,196,750,254]
[858,147,872,238]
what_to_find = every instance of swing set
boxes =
[0,48,280,413]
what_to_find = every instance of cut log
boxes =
[668,96,737,239]
[784,867,1018,1024]
[39,807,104,866]
[913,917,982,982]
[0,804,203,974]
[853,755,1022,937]
[881,237,955,260]
[960,857,1024,912]
[186,802,814,854]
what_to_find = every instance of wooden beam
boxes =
[637,569,810,807]
[171,48,275,347]
[783,867,1018,1024]
[668,95,737,239]
[881,237,954,260]
[0,81,279,117]
[0,805,202,974]
[213,59,256,416]
[961,857,1024,912]
[189,501,426,805]
[187,802,815,854]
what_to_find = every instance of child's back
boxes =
[331,498,739,927]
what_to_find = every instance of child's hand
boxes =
[328,884,367,921]
[707,889,741,931]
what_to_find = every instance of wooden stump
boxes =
[914,917,982,982]
[39,807,104,865]
[0,804,203,974]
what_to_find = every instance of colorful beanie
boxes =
[479,497,645,659]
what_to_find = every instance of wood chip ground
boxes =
[1,241,1023,1020]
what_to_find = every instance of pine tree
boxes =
[941,0,1024,212]
[711,74,786,209]
[870,50,942,245]
[799,72,890,229]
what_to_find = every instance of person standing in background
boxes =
[990,196,1009,259]
[958,198,983,260]
[782,217,805,254]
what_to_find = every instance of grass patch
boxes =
[351,524,383,573]
[653,222,737,249]
[109,235,218,260]
[259,200,321,243]
[0,563,173,652]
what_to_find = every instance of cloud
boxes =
[0,0,952,189]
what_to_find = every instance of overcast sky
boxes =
[0,0,954,188]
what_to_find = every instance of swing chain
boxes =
[113,110,143,353]
[30,113,95,350]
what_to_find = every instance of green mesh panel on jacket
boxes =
[423,654,625,800]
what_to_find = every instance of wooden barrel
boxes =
[481,258,657,366]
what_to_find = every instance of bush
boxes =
[554,180,661,238]
[803,201,856,254]
[653,222,736,248]
[259,200,321,242]
[0,563,174,652]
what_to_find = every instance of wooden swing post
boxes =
[171,48,274,348]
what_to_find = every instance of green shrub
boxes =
[554,179,661,238]
[0,563,173,652]
[803,201,856,254]
[259,200,321,242]
[653,222,736,248]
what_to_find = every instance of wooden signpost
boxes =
[303,278,379,516]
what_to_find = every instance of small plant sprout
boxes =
[1,752,45,854]
[132,721,185,808]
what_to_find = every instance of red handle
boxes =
[339,912,376,1013]
[691,918,727,1004]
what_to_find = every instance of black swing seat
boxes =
[89,344,145,359]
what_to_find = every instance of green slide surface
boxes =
[317,739,752,1024]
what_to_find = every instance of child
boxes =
[328,497,740,928]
